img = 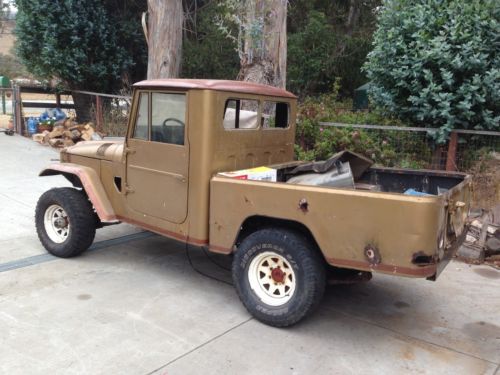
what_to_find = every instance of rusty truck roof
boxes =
[133,79,296,99]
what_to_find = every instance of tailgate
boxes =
[433,176,473,278]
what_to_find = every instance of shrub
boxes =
[364,0,500,142]
[15,0,133,92]
[295,92,433,168]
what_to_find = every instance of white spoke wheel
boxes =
[232,228,326,327]
[248,251,296,306]
[35,187,97,258]
[44,204,70,243]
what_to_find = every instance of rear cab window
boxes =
[223,99,259,129]
[222,98,290,130]
[262,101,289,129]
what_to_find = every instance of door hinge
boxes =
[124,185,135,195]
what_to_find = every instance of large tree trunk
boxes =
[237,0,287,89]
[345,0,361,36]
[71,92,94,124]
[146,0,183,79]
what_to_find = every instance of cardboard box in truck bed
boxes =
[218,166,277,182]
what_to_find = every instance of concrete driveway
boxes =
[1,135,499,375]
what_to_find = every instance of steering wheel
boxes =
[162,118,185,127]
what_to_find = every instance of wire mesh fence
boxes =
[316,122,500,172]
[454,131,500,171]
[71,90,131,137]
[13,87,131,137]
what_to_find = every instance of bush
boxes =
[16,0,133,93]
[287,11,338,96]
[288,10,375,98]
[295,92,433,168]
[364,0,500,142]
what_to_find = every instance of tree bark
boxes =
[237,0,287,89]
[71,92,94,124]
[345,0,361,36]
[146,0,183,79]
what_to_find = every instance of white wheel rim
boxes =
[44,204,70,243]
[248,251,296,306]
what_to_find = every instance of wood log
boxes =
[32,133,46,143]
[63,139,75,147]
[81,125,95,141]
[48,126,65,139]
[70,129,82,141]
[48,138,64,147]
[63,118,76,128]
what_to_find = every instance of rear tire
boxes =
[232,228,326,327]
[35,187,96,258]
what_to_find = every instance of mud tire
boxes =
[35,187,96,258]
[232,228,326,327]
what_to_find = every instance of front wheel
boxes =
[35,187,96,258]
[232,228,326,327]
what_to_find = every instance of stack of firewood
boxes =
[32,120,101,148]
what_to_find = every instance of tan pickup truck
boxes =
[36,79,471,327]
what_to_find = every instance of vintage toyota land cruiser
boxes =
[36,79,471,327]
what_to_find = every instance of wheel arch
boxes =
[40,163,117,222]
[233,215,326,262]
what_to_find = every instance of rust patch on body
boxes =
[364,245,381,265]
[96,143,113,157]
[298,198,309,213]
[412,251,436,266]
[394,301,410,309]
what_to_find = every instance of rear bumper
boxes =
[326,226,468,280]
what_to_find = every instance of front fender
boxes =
[40,163,117,222]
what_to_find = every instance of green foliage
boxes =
[15,0,134,92]
[287,11,338,96]
[182,1,240,79]
[102,0,148,87]
[364,0,500,142]
[287,1,380,97]
[295,91,433,168]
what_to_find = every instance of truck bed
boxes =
[209,162,471,280]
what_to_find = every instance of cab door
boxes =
[125,91,189,223]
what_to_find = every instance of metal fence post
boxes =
[95,95,103,133]
[13,85,22,134]
[2,90,5,114]
[446,131,458,171]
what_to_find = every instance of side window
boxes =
[151,93,186,145]
[223,99,259,129]
[262,101,289,128]
[133,92,149,140]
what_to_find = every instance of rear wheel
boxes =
[35,188,96,258]
[232,228,326,327]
